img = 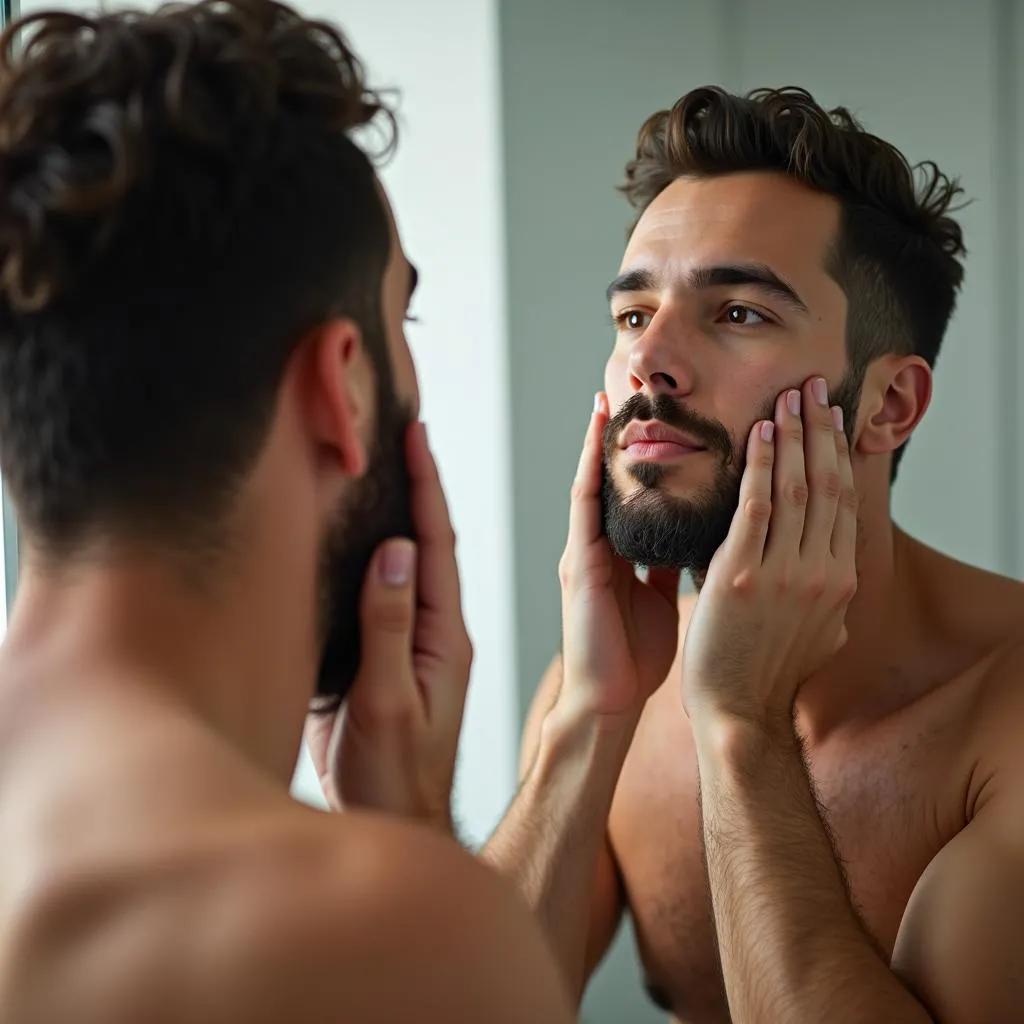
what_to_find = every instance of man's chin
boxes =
[601,478,740,574]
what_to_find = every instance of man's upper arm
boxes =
[521,654,626,979]
[893,771,1024,1021]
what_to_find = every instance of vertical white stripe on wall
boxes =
[289,0,519,843]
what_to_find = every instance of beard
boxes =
[311,357,416,712]
[602,371,862,577]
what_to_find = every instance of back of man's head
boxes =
[0,0,395,555]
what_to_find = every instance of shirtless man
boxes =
[482,88,1024,1023]
[0,2,572,1021]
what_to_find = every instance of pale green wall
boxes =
[499,2,1022,1022]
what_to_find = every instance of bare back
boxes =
[0,674,571,1024]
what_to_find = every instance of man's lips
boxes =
[620,421,707,459]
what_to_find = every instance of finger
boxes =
[566,392,609,554]
[764,388,808,564]
[829,405,858,562]
[800,376,841,559]
[406,423,462,617]
[348,538,420,717]
[718,419,775,569]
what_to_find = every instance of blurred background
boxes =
[2,0,1022,1021]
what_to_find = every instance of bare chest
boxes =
[607,689,968,1024]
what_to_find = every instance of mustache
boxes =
[603,392,735,463]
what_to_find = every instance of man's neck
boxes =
[796,501,925,740]
[1,545,313,785]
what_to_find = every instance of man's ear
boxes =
[302,318,374,480]
[855,354,932,459]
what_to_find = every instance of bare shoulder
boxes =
[969,638,1024,743]
[958,637,1024,817]
[206,811,574,1024]
[4,808,573,1024]
[915,536,1024,650]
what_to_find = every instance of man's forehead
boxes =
[622,172,840,275]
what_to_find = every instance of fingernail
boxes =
[594,392,602,414]
[831,405,844,431]
[812,378,828,406]
[760,421,775,443]
[379,539,415,587]
[787,390,801,416]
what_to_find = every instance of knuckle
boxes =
[783,480,809,509]
[818,470,842,502]
[804,573,827,600]
[838,573,858,602]
[755,452,774,471]
[743,497,773,526]
[362,693,416,730]
[369,599,414,634]
[557,553,571,587]
[784,424,803,444]
[729,567,759,596]
[840,485,859,514]
[570,480,587,505]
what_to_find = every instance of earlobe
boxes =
[855,356,932,458]
[307,318,372,479]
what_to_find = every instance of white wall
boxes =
[281,0,519,845]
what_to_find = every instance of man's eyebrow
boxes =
[690,263,808,313]
[606,268,657,303]
[407,263,419,303]
[605,262,808,314]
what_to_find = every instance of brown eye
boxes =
[615,310,651,331]
[725,305,767,326]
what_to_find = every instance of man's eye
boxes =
[724,305,768,326]
[614,310,652,331]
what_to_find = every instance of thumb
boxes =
[348,538,419,718]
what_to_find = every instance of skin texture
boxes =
[486,172,1024,1023]
[0,188,573,1024]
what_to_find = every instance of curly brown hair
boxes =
[622,86,968,482]
[0,0,396,552]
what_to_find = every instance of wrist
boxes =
[690,704,797,774]
[530,698,637,805]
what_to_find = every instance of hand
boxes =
[681,377,857,726]
[304,423,473,834]
[556,392,682,728]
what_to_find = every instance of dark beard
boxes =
[311,359,415,712]
[601,373,862,576]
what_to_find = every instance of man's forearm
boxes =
[693,715,933,1024]
[481,707,630,1003]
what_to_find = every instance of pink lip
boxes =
[625,440,705,461]
[619,420,707,460]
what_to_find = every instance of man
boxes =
[0,1,573,1020]
[482,88,1024,1023]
